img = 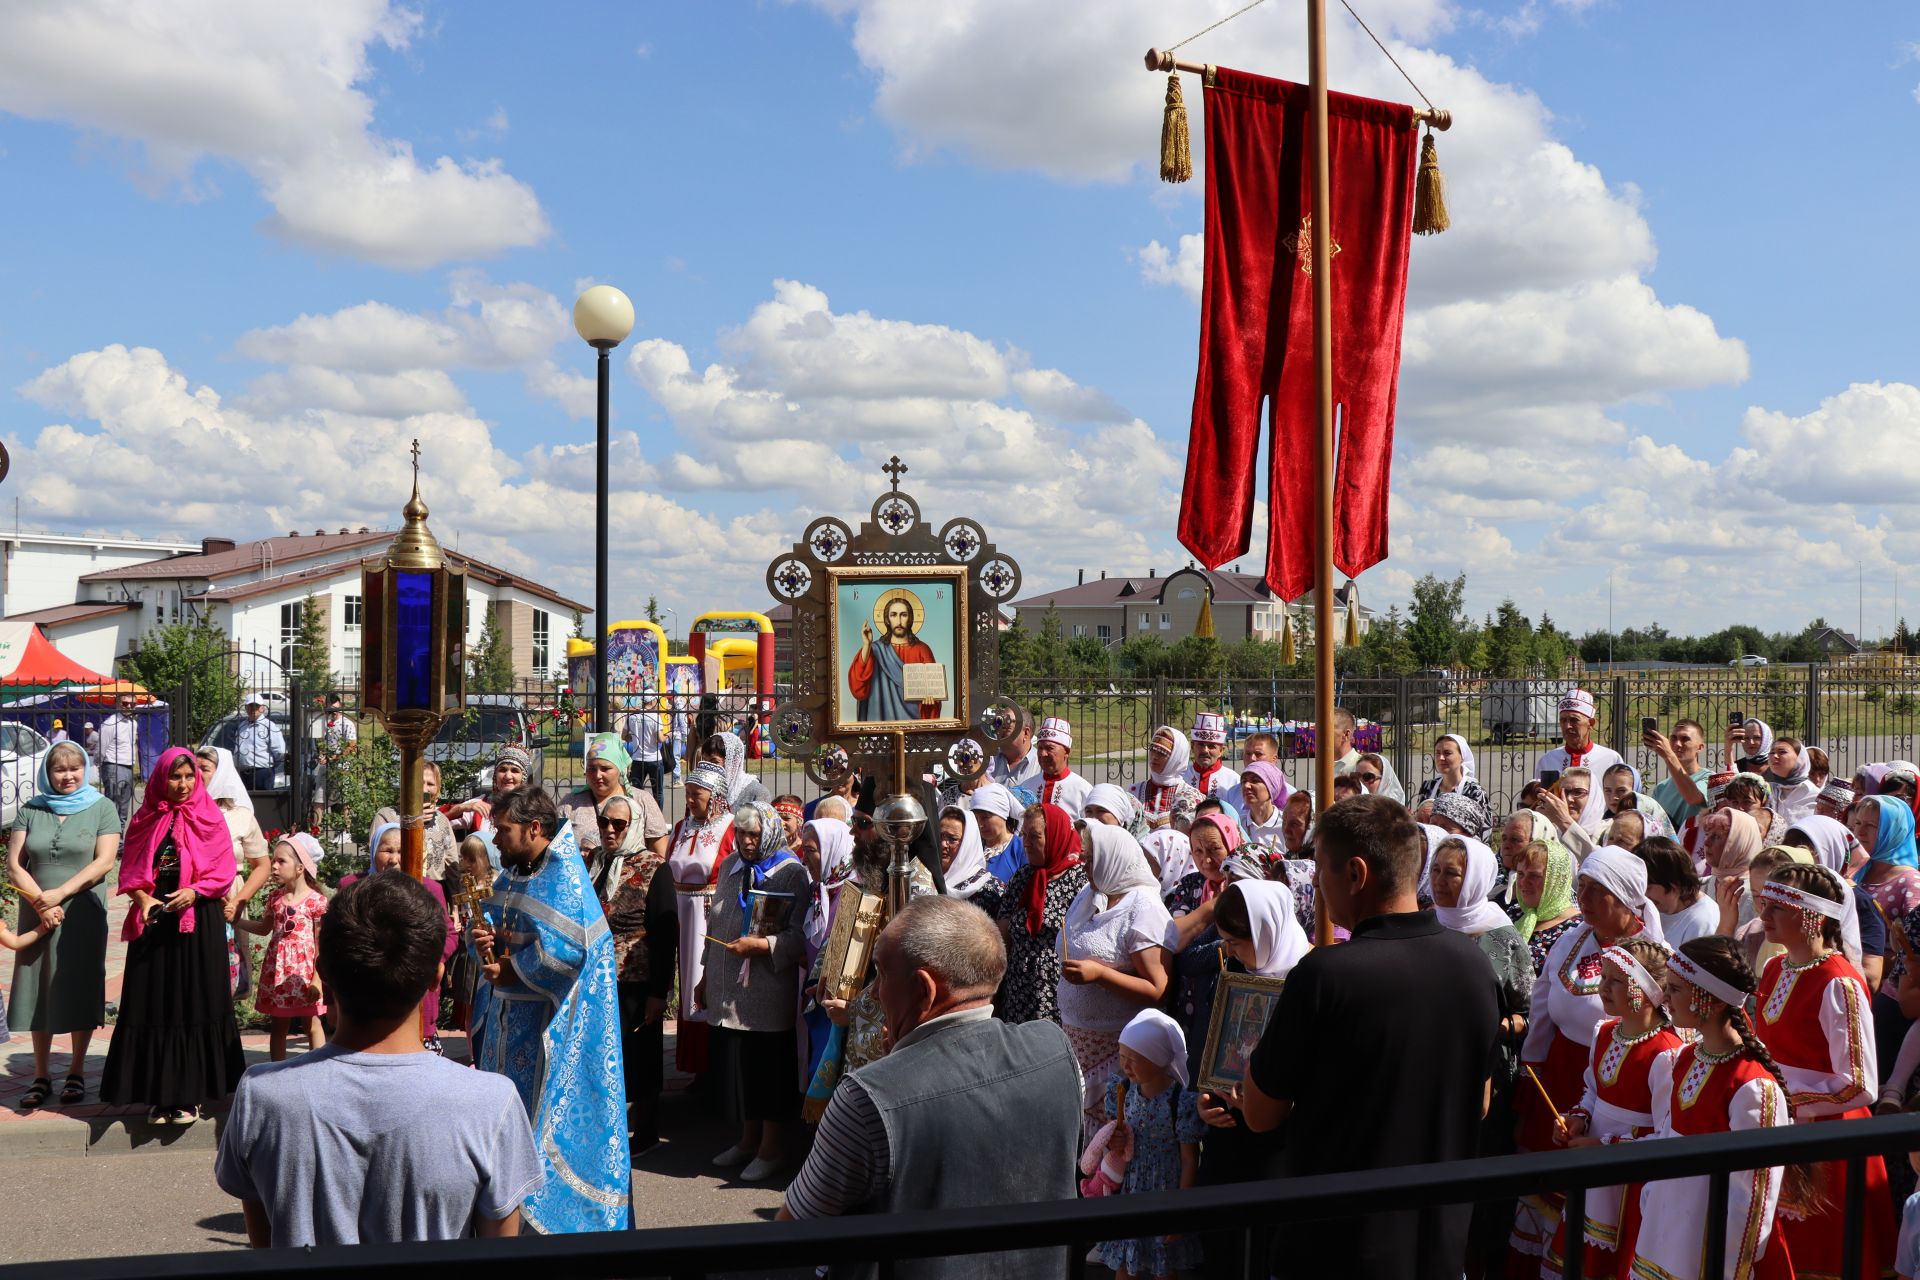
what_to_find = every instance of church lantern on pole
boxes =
[359,440,466,880]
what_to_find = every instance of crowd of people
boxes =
[17,688,1920,1278]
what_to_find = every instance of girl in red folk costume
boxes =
[1626,937,1794,1280]
[1511,848,1666,1276]
[666,760,736,1074]
[1543,939,1683,1280]
[1752,862,1896,1279]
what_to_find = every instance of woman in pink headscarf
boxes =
[99,747,247,1126]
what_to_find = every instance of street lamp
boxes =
[573,284,636,734]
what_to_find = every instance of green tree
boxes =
[1117,633,1170,678]
[997,615,1036,681]
[120,617,246,744]
[1353,605,1416,676]
[1484,599,1534,679]
[1894,617,1914,657]
[1533,613,1573,678]
[645,595,661,624]
[1167,635,1225,681]
[289,594,333,697]
[467,607,515,693]
[1405,573,1467,668]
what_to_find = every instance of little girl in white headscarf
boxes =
[1078,1007,1207,1279]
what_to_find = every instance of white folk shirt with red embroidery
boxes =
[1522,924,1654,1061]
[1039,770,1092,819]
[1753,951,1878,1119]
[1631,1046,1788,1280]
[1184,761,1243,815]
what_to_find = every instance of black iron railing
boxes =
[15,1112,1920,1280]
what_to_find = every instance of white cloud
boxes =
[0,0,547,268]
[1011,368,1130,422]
[1138,235,1203,302]
[8,343,777,611]
[721,280,1010,400]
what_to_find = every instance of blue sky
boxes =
[2,1,1916,640]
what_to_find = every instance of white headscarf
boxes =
[1788,816,1858,876]
[1141,827,1193,896]
[1745,719,1775,759]
[1434,837,1512,936]
[200,746,253,812]
[1149,726,1191,787]
[1227,880,1310,976]
[969,783,1025,831]
[1437,732,1477,782]
[939,805,992,900]
[803,817,855,950]
[1085,783,1137,827]
[1577,847,1666,943]
[718,731,749,798]
[1065,823,1160,932]
[1117,1007,1189,1088]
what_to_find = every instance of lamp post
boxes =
[573,284,636,734]
[359,442,466,880]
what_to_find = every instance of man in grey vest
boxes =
[781,895,1080,1278]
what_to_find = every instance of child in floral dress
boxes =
[1080,1008,1206,1280]
[236,834,328,1061]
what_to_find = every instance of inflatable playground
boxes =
[566,610,778,755]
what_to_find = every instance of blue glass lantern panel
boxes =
[394,570,435,710]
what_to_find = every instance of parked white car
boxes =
[0,721,52,828]
[1730,654,1770,668]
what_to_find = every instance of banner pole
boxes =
[1309,0,1338,947]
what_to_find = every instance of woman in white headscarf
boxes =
[1134,726,1203,830]
[1415,732,1493,814]
[968,783,1027,883]
[936,804,1001,917]
[1509,846,1663,1268]
[1084,783,1148,840]
[701,730,770,810]
[1187,877,1311,1186]
[1058,823,1173,1130]
[1432,835,1533,1067]
[1731,716,1774,773]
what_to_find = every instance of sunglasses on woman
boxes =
[596,816,630,835]
[1356,771,1380,783]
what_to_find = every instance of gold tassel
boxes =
[1160,72,1192,184]
[1412,127,1450,235]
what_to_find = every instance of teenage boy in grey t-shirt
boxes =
[215,873,542,1247]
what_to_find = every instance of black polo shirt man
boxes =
[1242,795,1499,1280]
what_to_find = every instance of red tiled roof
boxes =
[2,601,139,626]
[194,550,588,613]
[80,531,391,582]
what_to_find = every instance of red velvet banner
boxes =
[1177,67,1418,602]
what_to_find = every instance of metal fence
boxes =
[1006,667,1920,816]
[9,1108,1916,1280]
[12,664,1913,841]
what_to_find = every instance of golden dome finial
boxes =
[386,437,445,572]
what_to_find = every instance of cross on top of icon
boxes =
[883,455,909,492]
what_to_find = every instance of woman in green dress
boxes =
[6,740,123,1108]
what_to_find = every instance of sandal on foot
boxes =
[167,1107,197,1127]
[19,1078,52,1109]
[146,1106,170,1126]
[59,1076,85,1105]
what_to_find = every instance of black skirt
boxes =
[101,897,247,1109]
